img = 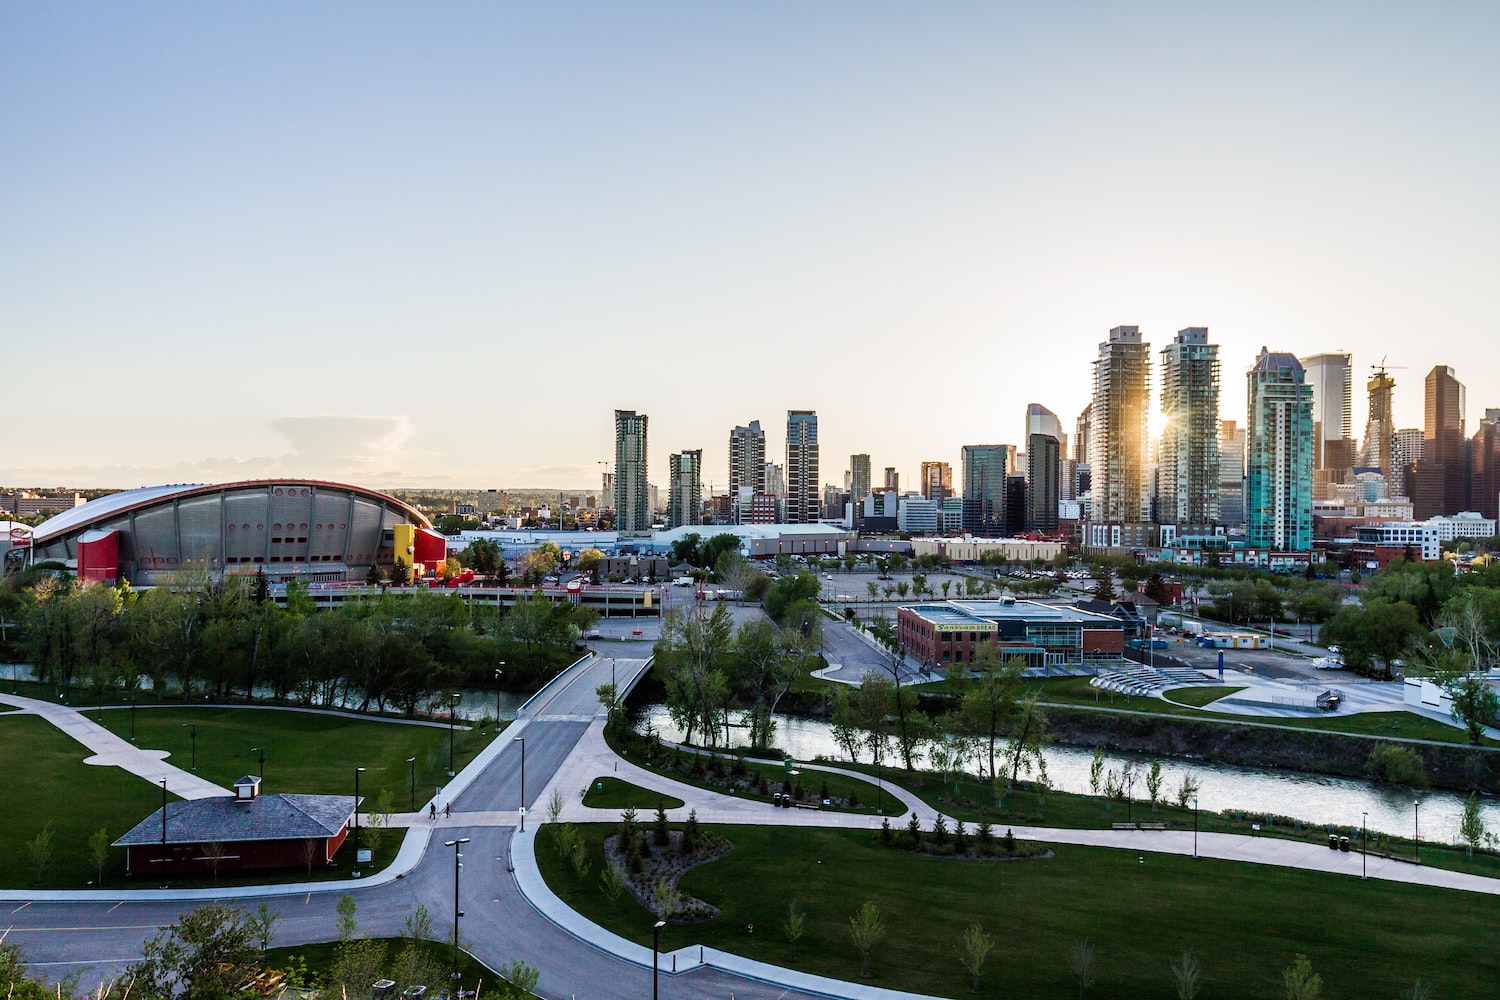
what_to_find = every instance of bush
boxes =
[1367,744,1430,788]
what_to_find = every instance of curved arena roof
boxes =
[32,480,433,585]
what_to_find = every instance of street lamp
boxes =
[159,777,168,888]
[353,766,366,871]
[1192,796,1199,859]
[494,663,505,724]
[249,746,264,780]
[130,697,137,743]
[652,919,667,1000]
[445,837,470,989]
[448,692,461,776]
[180,723,197,771]
[514,736,526,831]
[1414,797,1421,865]
[407,756,417,813]
[1361,811,1368,880]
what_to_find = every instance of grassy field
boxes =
[0,707,499,889]
[538,822,1498,999]
[582,776,683,810]
[606,727,906,816]
[264,939,516,996]
[99,707,500,808]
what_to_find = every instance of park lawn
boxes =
[264,939,512,995]
[99,707,501,809]
[582,776,683,811]
[539,823,1497,1000]
[1162,685,1245,707]
[606,727,904,816]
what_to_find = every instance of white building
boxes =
[1423,512,1497,542]
[1353,522,1441,561]
[898,495,940,534]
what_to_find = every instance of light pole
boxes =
[130,697,137,743]
[494,663,505,725]
[652,919,667,1000]
[1414,797,1421,865]
[1192,796,1199,859]
[353,766,366,870]
[181,723,197,771]
[407,756,417,813]
[448,692,461,776]
[159,778,168,888]
[249,746,264,780]
[514,736,526,830]
[1361,811,1368,880]
[445,837,470,989]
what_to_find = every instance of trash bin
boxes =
[772,793,782,806]
[402,986,428,1000]
[1328,834,1338,850]
[1338,836,1349,852]
[372,981,396,1000]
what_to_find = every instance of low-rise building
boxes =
[911,536,1066,564]
[1352,522,1441,567]
[898,598,1125,671]
[1423,511,1497,542]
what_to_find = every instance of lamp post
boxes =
[130,697,137,743]
[448,692,461,776]
[1361,811,1368,880]
[1414,797,1421,865]
[407,756,417,813]
[514,736,526,831]
[159,778,168,888]
[494,664,505,725]
[1192,796,1199,859]
[249,746,264,780]
[353,766,366,870]
[652,919,667,1000]
[445,837,470,989]
[181,723,197,771]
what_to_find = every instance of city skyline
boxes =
[2,4,1496,490]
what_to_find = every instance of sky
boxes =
[3,2,1497,493]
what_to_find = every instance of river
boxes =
[637,704,1500,843]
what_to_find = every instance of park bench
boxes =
[1111,822,1137,831]
[1139,821,1167,831]
[794,801,821,810]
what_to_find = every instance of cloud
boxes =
[269,415,414,476]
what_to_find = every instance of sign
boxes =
[1217,651,1224,679]
[8,528,31,548]
[357,849,373,863]
[933,622,997,634]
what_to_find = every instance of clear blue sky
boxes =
[3,2,1496,491]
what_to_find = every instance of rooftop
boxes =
[114,792,355,847]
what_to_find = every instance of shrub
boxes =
[1367,744,1429,788]
[1003,828,1017,855]
[879,817,893,844]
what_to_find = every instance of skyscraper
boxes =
[1301,352,1354,471]
[848,454,871,508]
[666,449,702,529]
[1073,404,1092,465]
[1218,420,1246,530]
[1470,409,1500,521]
[920,461,952,503]
[1246,350,1313,551]
[785,410,820,524]
[1025,404,1065,533]
[962,445,1010,536]
[1089,326,1151,526]
[728,421,766,523]
[1360,367,1397,479]
[883,467,900,492]
[613,410,649,532]
[1422,365,1468,517]
[1158,328,1221,526]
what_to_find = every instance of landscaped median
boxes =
[534,820,1498,999]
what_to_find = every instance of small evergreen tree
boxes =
[654,803,670,847]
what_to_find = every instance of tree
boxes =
[1367,744,1429,788]
[248,902,278,953]
[1443,672,1499,745]
[1089,747,1105,797]
[128,902,262,1000]
[848,901,885,978]
[1170,949,1202,1000]
[1281,953,1323,1000]
[1004,692,1049,790]
[1093,574,1116,603]
[601,859,628,913]
[1460,792,1485,857]
[390,557,412,587]
[950,648,1024,782]
[1068,938,1098,999]
[956,923,996,992]
[1146,761,1164,812]
[783,899,807,960]
[87,826,110,886]
[200,841,230,885]
[26,824,53,885]
[1175,773,1201,809]
[500,959,541,995]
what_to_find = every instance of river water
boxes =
[638,704,1500,843]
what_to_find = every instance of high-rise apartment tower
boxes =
[1158,328,1221,526]
[785,410,820,524]
[1245,350,1313,551]
[613,410,650,532]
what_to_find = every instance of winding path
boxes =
[2,651,1498,1000]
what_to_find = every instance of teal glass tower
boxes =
[1245,350,1313,551]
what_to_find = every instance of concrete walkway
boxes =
[0,693,230,800]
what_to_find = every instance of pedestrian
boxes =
[429,803,436,820]
[444,802,451,817]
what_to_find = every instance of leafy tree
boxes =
[956,923,996,992]
[87,826,110,885]
[1320,597,1422,678]
[1367,744,1429,788]
[128,902,263,1000]
[499,959,540,995]
[1281,953,1323,1000]
[1443,672,1499,745]
[26,824,53,885]
[1146,761,1164,812]
[1089,747,1105,797]
[1170,949,1202,1000]
[1460,792,1486,857]
[848,901,886,978]
[1093,574,1116,603]
[601,859,628,913]
[1175,773,1202,809]
[783,899,807,959]
[1004,692,1049,789]
[1068,938,1098,999]
[949,649,1024,782]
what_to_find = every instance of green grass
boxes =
[264,938,517,996]
[606,726,905,816]
[1162,685,1245,707]
[539,823,1498,999]
[99,707,501,806]
[0,707,499,889]
[582,776,684,810]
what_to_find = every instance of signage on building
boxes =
[8,528,31,548]
[933,621,998,634]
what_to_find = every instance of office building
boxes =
[1421,365,1469,518]
[1394,428,1424,473]
[1470,409,1500,521]
[884,467,900,492]
[1245,349,1313,551]
[849,454,871,509]
[613,410,650,532]
[920,461,953,503]
[1089,326,1152,526]
[1074,404,1092,465]
[1158,328,1221,526]
[1302,352,1355,499]
[1360,367,1397,479]
[961,444,1011,536]
[1025,404,1064,533]
[728,421,766,524]
[785,410,820,524]
[666,449,702,529]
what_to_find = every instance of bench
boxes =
[1138,822,1167,831]
[794,802,821,811]
[1112,822,1137,831]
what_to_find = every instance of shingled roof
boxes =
[113,793,356,847]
